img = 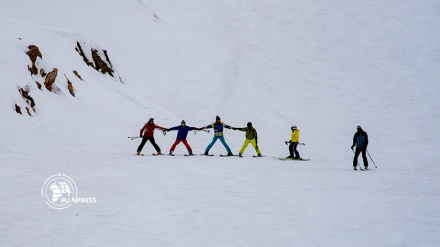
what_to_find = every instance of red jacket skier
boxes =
[136,118,166,155]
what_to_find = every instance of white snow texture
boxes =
[1,0,439,246]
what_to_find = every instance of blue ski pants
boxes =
[205,136,231,153]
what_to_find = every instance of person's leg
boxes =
[205,136,219,153]
[239,139,251,154]
[250,139,262,155]
[149,137,161,153]
[288,142,294,157]
[137,136,149,153]
[170,139,181,152]
[293,143,300,158]
[353,148,361,168]
[181,139,193,153]
[361,148,369,168]
[219,136,232,153]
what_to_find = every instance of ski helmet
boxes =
[247,122,252,128]
[291,125,297,130]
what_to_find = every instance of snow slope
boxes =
[1,0,439,246]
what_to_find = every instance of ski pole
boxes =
[352,149,364,171]
[366,149,378,168]
[285,141,305,145]
[194,129,210,135]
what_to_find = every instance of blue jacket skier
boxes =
[167,120,197,155]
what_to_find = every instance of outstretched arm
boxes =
[226,124,243,130]
[168,126,180,131]
[155,125,167,131]
[200,124,213,130]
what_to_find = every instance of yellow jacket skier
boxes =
[287,125,301,159]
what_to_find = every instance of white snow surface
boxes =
[1,0,440,246]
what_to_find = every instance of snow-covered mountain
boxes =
[1,0,439,246]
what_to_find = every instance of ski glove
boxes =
[351,145,354,150]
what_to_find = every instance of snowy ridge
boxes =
[1,0,440,246]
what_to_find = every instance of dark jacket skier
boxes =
[351,125,369,170]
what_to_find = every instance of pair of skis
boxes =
[135,153,195,156]
[273,157,310,161]
[168,153,196,157]
[202,154,265,157]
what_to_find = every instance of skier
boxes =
[286,125,301,159]
[232,122,262,157]
[136,118,166,155]
[351,125,369,170]
[166,120,197,156]
[200,116,234,156]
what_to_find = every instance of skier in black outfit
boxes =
[351,125,369,170]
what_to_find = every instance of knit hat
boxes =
[291,125,297,130]
[247,122,252,128]
[357,125,362,130]
[149,118,154,122]
[216,116,221,121]
[181,120,186,125]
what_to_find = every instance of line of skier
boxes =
[136,116,267,158]
[135,116,370,169]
